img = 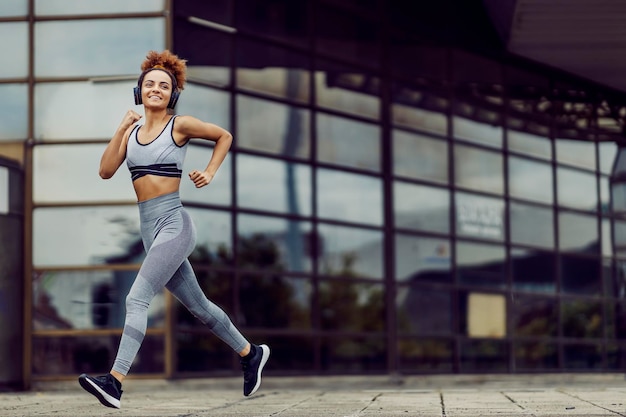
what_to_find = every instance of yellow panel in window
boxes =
[467,293,506,338]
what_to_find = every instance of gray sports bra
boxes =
[126,116,188,181]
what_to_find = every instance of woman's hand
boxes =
[188,170,214,188]
[121,110,142,130]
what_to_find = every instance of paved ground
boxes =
[2,373,626,416]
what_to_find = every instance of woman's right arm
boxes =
[99,110,142,179]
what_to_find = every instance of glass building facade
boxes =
[3,0,626,386]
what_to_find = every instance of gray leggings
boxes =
[112,192,248,375]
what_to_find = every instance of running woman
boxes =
[78,50,270,409]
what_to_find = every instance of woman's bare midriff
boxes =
[133,175,181,202]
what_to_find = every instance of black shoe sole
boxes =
[78,374,121,409]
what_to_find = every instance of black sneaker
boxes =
[241,344,270,396]
[78,373,123,409]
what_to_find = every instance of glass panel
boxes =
[32,335,163,376]
[176,332,233,373]
[563,343,603,370]
[507,129,551,159]
[315,59,379,119]
[395,234,451,283]
[236,39,309,102]
[33,270,163,330]
[35,19,165,77]
[510,202,554,249]
[512,295,557,336]
[174,0,233,26]
[556,139,596,170]
[393,130,448,183]
[317,169,382,225]
[317,113,379,171]
[0,84,28,140]
[33,206,140,267]
[252,335,315,371]
[177,84,230,131]
[511,249,556,292]
[599,141,618,174]
[181,144,232,206]
[240,273,312,329]
[398,337,453,372]
[615,220,626,259]
[187,208,232,260]
[559,212,599,253]
[455,192,505,241]
[454,144,503,195]
[237,95,310,158]
[453,116,502,148]
[0,23,28,78]
[397,287,452,336]
[237,214,312,273]
[600,176,610,215]
[35,81,142,140]
[0,1,27,16]
[174,25,231,87]
[606,300,626,340]
[515,342,558,370]
[35,0,164,14]
[603,218,612,257]
[508,156,553,204]
[321,335,386,372]
[459,339,508,372]
[319,280,385,332]
[562,300,603,338]
[392,104,448,136]
[236,0,309,46]
[33,144,135,203]
[456,241,506,288]
[317,223,383,279]
[561,254,601,295]
[557,166,597,211]
[394,182,449,234]
[236,154,311,216]
[315,3,379,68]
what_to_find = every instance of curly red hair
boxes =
[140,50,187,90]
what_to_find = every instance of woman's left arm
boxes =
[176,115,233,188]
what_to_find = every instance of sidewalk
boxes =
[2,373,626,416]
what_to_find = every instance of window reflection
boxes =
[318,223,383,279]
[454,144,503,195]
[181,144,231,206]
[236,39,309,102]
[317,168,382,225]
[0,1,26,16]
[562,300,603,338]
[459,339,508,371]
[392,103,448,136]
[398,337,453,372]
[511,249,556,292]
[510,202,554,249]
[315,59,379,119]
[174,25,232,87]
[321,335,386,372]
[394,182,449,234]
[0,84,28,140]
[515,342,558,370]
[512,295,557,336]
[397,286,452,335]
[237,95,310,158]
[455,192,504,241]
[33,270,163,331]
[35,19,164,77]
[561,254,601,295]
[236,0,309,46]
[559,212,599,253]
[557,166,597,211]
[508,129,551,159]
[393,130,448,183]
[394,234,451,283]
[174,0,232,27]
[237,214,312,273]
[0,24,28,78]
[34,144,135,203]
[456,241,505,288]
[319,280,384,332]
[563,344,603,369]
[317,113,380,171]
[177,84,230,130]
[35,81,140,140]
[186,208,232,260]
[33,206,140,267]
[453,116,502,148]
[508,156,553,204]
[35,0,164,15]
[556,139,596,170]
[599,141,618,174]
[237,154,311,216]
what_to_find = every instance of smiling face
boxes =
[141,69,174,108]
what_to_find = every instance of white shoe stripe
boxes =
[249,345,270,396]
[85,378,121,408]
